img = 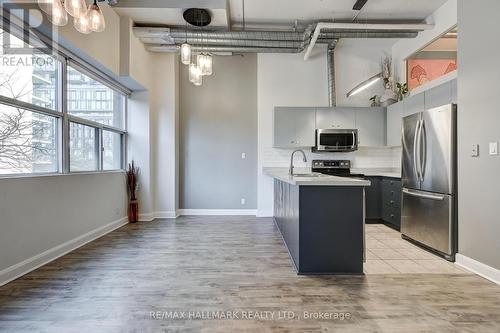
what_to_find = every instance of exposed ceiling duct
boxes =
[134,22,430,55]
[303,22,434,60]
[326,42,338,107]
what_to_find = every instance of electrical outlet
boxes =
[241,152,246,159]
[489,142,498,156]
[471,144,479,157]
[240,198,246,205]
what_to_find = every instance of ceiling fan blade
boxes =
[352,0,368,10]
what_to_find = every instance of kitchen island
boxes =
[264,168,371,275]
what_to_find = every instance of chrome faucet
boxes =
[289,149,307,175]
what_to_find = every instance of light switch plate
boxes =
[489,142,498,156]
[471,144,479,157]
[241,153,246,159]
[240,198,246,205]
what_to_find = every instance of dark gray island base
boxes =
[273,178,366,275]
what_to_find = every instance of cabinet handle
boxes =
[390,180,394,185]
[390,200,394,204]
[291,140,295,144]
[390,214,395,218]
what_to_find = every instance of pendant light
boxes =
[189,63,202,86]
[180,22,191,65]
[73,10,92,34]
[48,0,68,27]
[88,0,106,32]
[199,53,213,76]
[64,0,86,18]
[181,43,191,65]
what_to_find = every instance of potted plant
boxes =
[396,82,409,101]
[126,161,139,223]
[369,95,380,107]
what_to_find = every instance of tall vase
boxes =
[128,200,139,223]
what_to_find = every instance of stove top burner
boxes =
[311,160,365,178]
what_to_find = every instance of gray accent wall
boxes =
[457,0,500,270]
[179,55,257,209]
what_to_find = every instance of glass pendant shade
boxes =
[189,63,202,86]
[198,53,213,76]
[65,0,86,17]
[73,11,92,34]
[48,0,68,26]
[88,1,106,32]
[181,44,191,65]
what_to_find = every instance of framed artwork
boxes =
[407,59,457,91]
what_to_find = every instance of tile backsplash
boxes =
[262,146,402,169]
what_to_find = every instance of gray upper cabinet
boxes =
[451,79,457,103]
[316,107,356,129]
[386,103,403,147]
[273,107,316,148]
[403,92,425,116]
[355,107,386,147]
[425,81,453,109]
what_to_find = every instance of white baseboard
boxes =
[155,211,180,219]
[257,210,273,217]
[456,254,500,285]
[0,217,128,287]
[139,212,155,222]
[178,209,257,216]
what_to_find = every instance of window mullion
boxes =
[61,59,70,174]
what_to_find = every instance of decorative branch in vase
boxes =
[126,161,140,223]
[379,56,398,107]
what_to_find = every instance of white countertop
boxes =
[351,168,401,179]
[263,167,371,187]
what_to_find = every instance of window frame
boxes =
[0,16,129,178]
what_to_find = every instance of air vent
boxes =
[183,8,211,27]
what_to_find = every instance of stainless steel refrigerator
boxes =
[401,104,457,261]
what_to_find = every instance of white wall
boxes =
[257,41,396,216]
[0,173,128,285]
[392,0,457,83]
[456,0,500,275]
[150,53,180,218]
[335,39,396,106]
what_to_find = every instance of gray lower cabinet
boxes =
[365,176,402,230]
[381,178,402,229]
[274,179,364,274]
[273,107,316,148]
[365,177,381,219]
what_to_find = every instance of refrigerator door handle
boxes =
[413,120,422,181]
[402,188,445,201]
[420,120,427,181]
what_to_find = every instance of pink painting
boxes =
[407,59,457,91]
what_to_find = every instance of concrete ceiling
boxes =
[112,0,449,29]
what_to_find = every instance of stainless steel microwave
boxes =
[313,129,358,152]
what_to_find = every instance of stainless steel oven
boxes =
[313,129,358,152]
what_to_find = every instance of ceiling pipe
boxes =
[326,41,338,107]
[145,44,305,53]
[303,22,434,60]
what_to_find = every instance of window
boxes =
[103,130,123,170]
[69,122,98,172]
[0,28,60,110]
[0,104,59,174]
[67,66,125,129]
[0,22,128,177]
[406,27,457,92]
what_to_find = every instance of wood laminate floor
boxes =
[1,216,500,332]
